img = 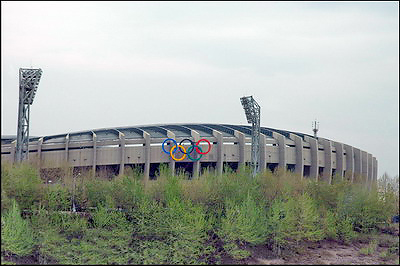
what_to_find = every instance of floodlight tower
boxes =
[240,96,261,177]
[312,120,319,138]
[15,68,42,162]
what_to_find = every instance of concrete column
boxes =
[259,133,267,172]
[372,157,378,186]
[289,133,304,178]
[143,131,151,179]
[166,130,176,175]
[304,136,319,180]
[10,140,16,163]
[119,132,125,176]
[234,130,246,167]
[353,148,362,181]
[212,130,223,175]
[37,137,43,169]
[343,144,354,182]
[65,134,70,163]
[190,130,200,178]
[272,132,287,171]
[319,138,333,184]
[367,153,373,189]
[333,141,344,179]
[92,133,97,177]
[361,150,368,184]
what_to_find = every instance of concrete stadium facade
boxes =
[1,123,377,184]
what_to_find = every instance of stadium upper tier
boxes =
[0,123,377,185]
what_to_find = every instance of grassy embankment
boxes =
[1,162,399,264]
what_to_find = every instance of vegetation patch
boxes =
[1,162,398,264]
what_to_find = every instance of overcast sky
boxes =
[1,1,399,178]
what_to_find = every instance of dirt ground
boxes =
[249,239,398,265]
[241,225,400,265]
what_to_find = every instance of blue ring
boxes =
[162,138,178,155]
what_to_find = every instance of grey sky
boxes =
[1,1,398,178]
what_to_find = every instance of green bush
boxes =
[2,163,399,264]
[111,174,144,210]
[91,204,129,230]
[221,193,268,245]
[1,199,35,256]
[85,178,113,208]
[1,163,43,210]
[44,183,71,211]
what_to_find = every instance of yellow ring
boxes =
[170,145,186,161]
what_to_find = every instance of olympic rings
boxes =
[178,138,194,154]
[187,145,203,161]
[170,145,186,161]
[162,138,212,161]
[196,139,211,154]
[162,138,177,155]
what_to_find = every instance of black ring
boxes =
[179,138,194,154]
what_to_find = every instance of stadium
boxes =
[1,123,377,184]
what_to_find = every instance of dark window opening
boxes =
[95,165,119,179]
[318,167,324,177]
[286,164,296,172]
[124,164,145,178]
[224,162,238,172]
[175,161,193,178]
[149,163,161,180]
[332,168,337,177]
[200,162,216,174]
[303,165,311,177]
[267,163,278,173]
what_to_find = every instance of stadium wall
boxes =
[0,123,377,185]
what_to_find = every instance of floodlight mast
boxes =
[16,68,42,162]
[240,96,261,177]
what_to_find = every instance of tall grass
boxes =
[1,162,398,264]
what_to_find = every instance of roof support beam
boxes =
[92,132,97,177]
[65,134,70,163]
[290,133,304,178]
[212,130,223,175]
[353,148,362,182]
[143,131,151,179]
[372,157,378,187]
[166,130,176,176]
[37,137,43,169]
[333,142,344,180]
[361,150,368,185]
[304,136,319,180]
[119,132,125,176]
[367,153,372,190]
[319,138,333,184]
[259,133,267,173]
[233,130,246,167]
[344,144,354,182]
[272,132,286,171]
[11,140,16,163]
[191,129,201,178]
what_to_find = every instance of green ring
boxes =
[187,145,203,161]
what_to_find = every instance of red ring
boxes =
[195,138,212,154]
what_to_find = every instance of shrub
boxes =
[1,163,43,210]
[221,193,268,245]
[84,178,113,208]
[111,174,144,210]
[1,199,35,256]
[44,183,71,211]
[91,204,129,230]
